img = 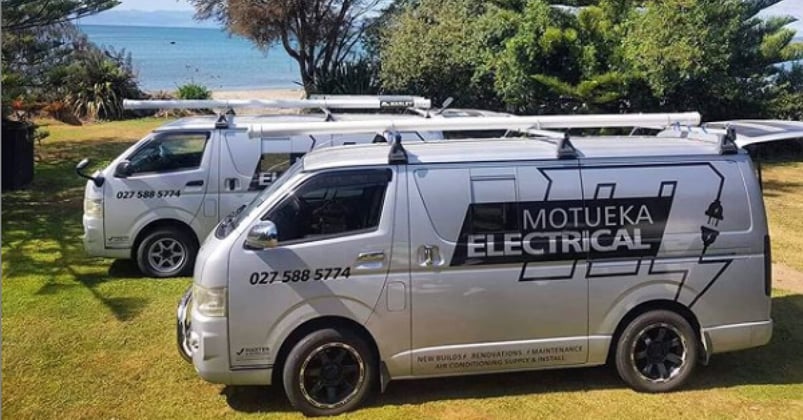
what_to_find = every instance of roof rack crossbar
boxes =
[719,126,739,155]
[556,133,577,159]
[387,131,407,164]
[122,96,432,111]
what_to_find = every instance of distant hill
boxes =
[76,10,219,29]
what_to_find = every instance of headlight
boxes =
[193,284,227,317]
[84,198,103,218]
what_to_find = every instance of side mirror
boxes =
[75,158,105,187]
[76,158,90,171]
[114,160,132,178]
[245,220,278,250]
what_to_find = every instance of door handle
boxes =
[186,180,204,187]
[225,178,239,191]
[357,251,385,263]
[355,251,385,270]
[418,245,441,267]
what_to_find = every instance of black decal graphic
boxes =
[451,182,676,266]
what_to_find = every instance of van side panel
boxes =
[216,131,262,226]
[582,157,770,343]
[364,166,413,377]
[407,162,590,377]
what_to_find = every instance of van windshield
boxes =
[215,158,304,238]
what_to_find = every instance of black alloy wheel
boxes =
[615,309,699,392]
[283,328,377,416]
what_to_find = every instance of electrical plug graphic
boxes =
[705,199,723,226]
[700,225,719,249]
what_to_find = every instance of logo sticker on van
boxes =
[451,182,676,266]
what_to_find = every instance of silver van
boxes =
[178,113,772,416]
[77,97,509,277]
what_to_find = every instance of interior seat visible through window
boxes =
[263,169,392,243]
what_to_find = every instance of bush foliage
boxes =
[62,45,144,120]
[1,0,140,121]
[176,83,212,100]
[379,0,803,119]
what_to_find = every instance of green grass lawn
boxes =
[2,119,803,419]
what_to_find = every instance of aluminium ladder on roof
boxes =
[121,96,432,111]
[245,112,703,138]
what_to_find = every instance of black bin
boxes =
[2,120,35,191]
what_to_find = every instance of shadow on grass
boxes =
[108,259,145,278]
[761,179,803,198]
[222,294,803,413]
[4,135,151,322]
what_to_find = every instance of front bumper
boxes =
[82,215,129,259]
[176,287,272,385]
[703,319,773,355]
[176,287,194,363]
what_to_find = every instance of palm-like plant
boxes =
[64,46,143,120]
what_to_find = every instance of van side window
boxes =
[127,132,209,175]
[469,203,520,233]
[264,169,391,243]
[249,152,304,190]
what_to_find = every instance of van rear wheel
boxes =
[136,228,197,278]
[614,310,698,392]
[282,328,376,416]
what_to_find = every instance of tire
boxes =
[282,328,377,417]
[136,228,197,278]
[614,310,698,393]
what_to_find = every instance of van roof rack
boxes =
[719,126,738,155]
[245,112,701,164]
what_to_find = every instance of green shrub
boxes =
[176,83,211,100]
[63,46,144,120]
[311,59,380,95]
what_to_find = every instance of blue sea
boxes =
[79,25,299,91]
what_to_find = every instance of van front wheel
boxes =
[615,310,698,392]
[136,228,197,278]
[283,328,376,416]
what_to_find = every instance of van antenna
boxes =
[556,133,577,159]
[387,131,407,164]
[433,97,454,116]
